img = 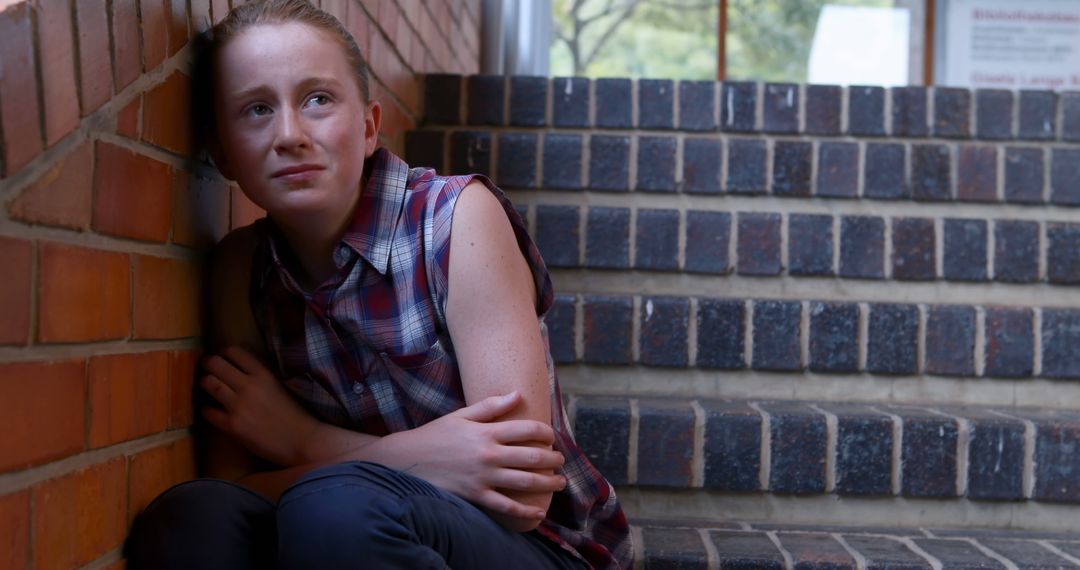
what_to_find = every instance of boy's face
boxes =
[211,22,379,223]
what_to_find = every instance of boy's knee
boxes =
[127,479,275,570]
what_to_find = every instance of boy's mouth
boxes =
[272,164,325,183]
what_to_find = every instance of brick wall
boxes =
[0,0,477,567]
[408,76,1080,527]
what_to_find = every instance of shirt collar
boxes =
[340,148,409,275]
[264,148,408,289]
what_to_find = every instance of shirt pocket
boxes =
[375,337,464,425]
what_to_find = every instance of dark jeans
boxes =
[126,461,585,570]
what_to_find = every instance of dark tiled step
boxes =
[573,396,1080,504]
[633,521,1080,569]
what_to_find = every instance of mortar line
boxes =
[917,304,928,374]
[965,537,1019,570]
[897,536,943,570]
[698,528,719,569]
[810,403,838,493]
[0,429,189,495]
[744,299,754,370]
[975,306,987,377]
[687,297,699,367]
[764,530,794,570]
[690,400,706,488]
[748,401,771,491]
[1033,307,1044,377]
[832,533,867,570]
[1040,541,1080,566]
[934,217,945,279]
[799,300,810,370]
[628,398,640,485]
[857,302,869,372]
[870,405,904,495]
[574,293,584,362]
[631,295,641,364]
[988,218,997,279]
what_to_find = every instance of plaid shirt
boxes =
[249,149,632,569]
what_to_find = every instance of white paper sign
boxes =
[808,5,911,87]
[943,0,1080,90]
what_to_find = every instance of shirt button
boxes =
[379,352,388,359]
[352,381,364,395]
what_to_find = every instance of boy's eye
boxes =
[303,94,331,108]
[246,103,272,117]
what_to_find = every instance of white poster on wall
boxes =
[942,0,1080,90]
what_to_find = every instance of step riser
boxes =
[572,397,1080,505]
[545,295,1080,381]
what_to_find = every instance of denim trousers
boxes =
[125,461,586,570]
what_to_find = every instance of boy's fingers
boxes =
[201,375,237,409]
[489,469,567,493]
[477,490,546,521]
[202,355,245,387]
[490,420,555,445]
[497,446,565,470]
[454,391,520,422]
[220,346,267,376]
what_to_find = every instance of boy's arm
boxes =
[442,181,559,532]
[204,222,566,521]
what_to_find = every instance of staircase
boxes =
[408,74,1080,568]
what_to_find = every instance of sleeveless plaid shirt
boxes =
[248,149,632,569]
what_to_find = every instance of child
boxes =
[124,0,632,568]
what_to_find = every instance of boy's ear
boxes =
[363,99,382,157]
[206,137,236,180]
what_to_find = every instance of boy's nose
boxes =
[273,107,311,152]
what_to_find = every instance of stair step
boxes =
[632,519,1080,569]
[570,396,1080,505]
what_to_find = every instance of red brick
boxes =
[168,0,189,55]
[117,95,140,138]
[37,0,82,146]
[358,0,380,20]
[8,141,94,230]
[142,72,192,154]
[190,0,211,33]
[38,243,130,342]
[0,360,86,472]
[321,0,345,22]
[410,33,426,73]
[377,0,398,44]
[230,185,266,228]
[211,0,228,23]
[112,0,141,89]
[93,142,172,241]
[32,458,127,569]
[0,237,32,345]
[169,351,199,428]
[375,86,414,153]
[0,4,43,175]
[141,0,168,70]
[88,352,170,448]
[0,491,29,570]
[346,0,370,57]
[395,17,412,65]
[76,0,113,115]
[128,437,196,524]
[369,27,421,115]
[133,255,203,339]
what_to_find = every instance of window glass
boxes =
[550,0,719,79]
[727,0,917,85]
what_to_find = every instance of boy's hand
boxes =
[201,346,321,467]
[381,392,567,523]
